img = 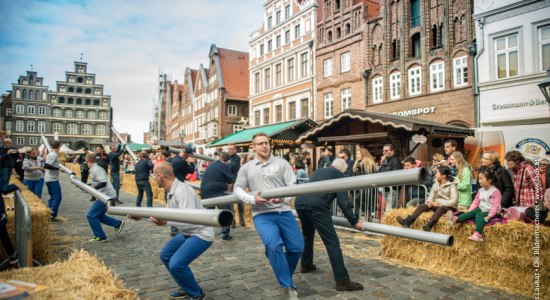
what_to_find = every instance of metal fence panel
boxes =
[14,190,33,268]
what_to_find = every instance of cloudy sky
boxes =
[0,0,263,143]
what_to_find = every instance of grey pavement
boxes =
[42,173,525,300]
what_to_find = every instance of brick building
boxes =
[315,0,380,121]
[366,0,475,128]
[249,0,317,126]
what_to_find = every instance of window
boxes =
[340,52,350,72]
[58,97,65,104]
[76,88,82,93]
[5,121,11,130]
[85,99,91,105]
[35,90,40,100]
[408,67,422,96]
[276,35,281,48]
[276,11,281,24]
[285,5,290,19]
[16,137,24,145]
[275,63,282,86]
[68,98,74,105]
[254,110,261,126]
[6,108,12,116]
[260,44,264,56]
[26,105,35,115]
[81,124,92,135]
[53,108,62,117]
[324,59,333,78]
[453,56,468,87]
[268,40,272,52]
[76,110,85,118]
[268,16,272,29]
[263,108,270,125]
[288,102,296,120]
[38,121,46,132]
[16,105,24,114]
[372,78,384,103]
[411,0,420,27]
[94,99,100,106]
[27,121,34,132]
[324,93,333,118]
[68,87,74,93]
[254,72,260,93]
[22,90,27,99]
[228,105,237,116]
[265,68,271,90]
[38,106,46,115]
[53,123,63,133]
[335,0,341,11]
[390,72,401,100]
[16,120,24,131]
[285,30,291,44]
[85,88,92,94]
[99,111,108,120]
[301,98,309,118]
[539,25,550,71]
[96,124,106,135]
[287,58,295,82]
[300,52,308,77]
[29,137,38,145]
[411,33,421,57]
[77,77,83,83]
[29,90,34,100]
[233,125,243,133]
[275,104,283,122]
[87,111,96,119]
[65,109,73,118]
[341,88,351,110]
[76,98,82,105]
[430,62,445,92]
[67,123,78,134]
[495,34,518,78]
[294,24,301,40]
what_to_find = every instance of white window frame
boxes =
[65,109,73,118]
[87,111,96,119]
[494,34,519,79]
[81,124,92,135]
[538,25,550,72]
[430,62,445,92]
[275,63,282,86]
[53,108,62,117]
[16,120,24,131]
[390,72,401,100]
[15,105,24,114]
[408,67,422,96]
[38,106,46,115]
[76,110,85,118]
[453,56,468,87]
[29,137,38,145]
[340,52,350,73]
[233,125,243,133]
[372,77,384,103]
[287,101,297,121]
[96,124,106,135]
[16,137,24,145]
[324,93,333,119]
[27,105,35,115]
[37,121,46,133]
[300,52,308,78]
[341,88,351,110]
[26,121,35,132]
[324,58,332,78]
[53,123,63,133]
[228,105,237,116]
[287,58,295,82]
[67,123,78,134]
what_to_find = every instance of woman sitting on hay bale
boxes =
[397,166,458,231]
[446,169,501,242]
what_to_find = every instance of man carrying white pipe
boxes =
[85,152,125,243]
[295,158,364,292]
[44,140,63,222]
[129,162,212,300]
[233,132,303,300]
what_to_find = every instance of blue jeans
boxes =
[46,181,62,218]
[253,211,304,289]
[111,172,120,198]
[0,167,11,191]
[160,234,212,297]
[24,178,44,197]
[135,180,153,207]
[86,199,122,239]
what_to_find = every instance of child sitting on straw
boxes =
[446,170,501,242]
[397,166,458,231]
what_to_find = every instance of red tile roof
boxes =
[217,48,249,101]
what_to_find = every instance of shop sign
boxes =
[412,134,427,144]
[392,106,436,117]
[492,98,547,110]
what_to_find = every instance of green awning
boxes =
[126,143,152,151]
[208,119,317,147]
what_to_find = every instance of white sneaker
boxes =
[285,288,299,300]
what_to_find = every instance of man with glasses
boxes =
[234,132,303,299]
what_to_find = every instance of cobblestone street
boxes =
[46,174,524,300]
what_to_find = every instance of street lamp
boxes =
[538,65,550,104]
[179,129,186,149]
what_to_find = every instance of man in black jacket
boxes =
[109,144,125,203]
[227,143,244,227]
[295,158,364,292]
[170,147,195,182]
[78,148,90,184]
[134,152,153,207]
[379,144,402,211]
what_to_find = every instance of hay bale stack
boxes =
[120,174,165,203]
[0,249,138,299]
[1,178,52,263]
[381,208,550,297]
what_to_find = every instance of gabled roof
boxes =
[208,119,317,147]
[217,47,249,101]
[299,109,473,141]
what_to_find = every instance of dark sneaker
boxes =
[8,252,18,265]
[188,291,206,300]
[169,288,188,299]
[90,198,96,202]
[114,221,125,237]
[239,219,245,227]
[50,217,61,223]
[335,279,364,291]
[300,264,317,273]
[88,237,106,243]
[396,216,410,228]
[422,224,433,232]
[220,235,233,241]
[116,199,124,205]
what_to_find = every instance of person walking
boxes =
[233,132,303,299]
[44,140,63,222]
[134,152,154,207]
[109,144,125,204]
[295,158,364,291]
[85,152,125,243]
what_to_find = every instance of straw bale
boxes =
[120,174,166,204]
[1,178,52,264]
[380,208,550,297]
[0,249,138,300]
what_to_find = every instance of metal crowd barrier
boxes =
[14,190,41,268]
